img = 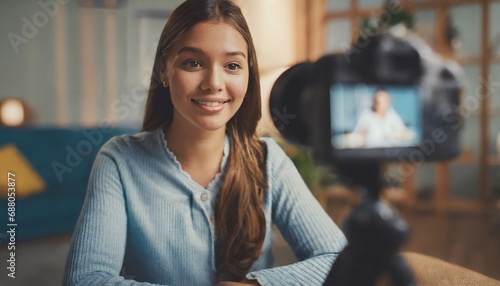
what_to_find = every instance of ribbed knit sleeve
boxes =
[246,139,347,286]
[63,140,163,286]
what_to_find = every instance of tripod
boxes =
[323,163,416,286]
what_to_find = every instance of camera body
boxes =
[271,33,463,167]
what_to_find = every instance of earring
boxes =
[162,81,167,88]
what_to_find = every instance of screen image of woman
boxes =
[353,88,416,148]
[62,1,346,285]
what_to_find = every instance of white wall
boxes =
[239,0,304,134]
[0,0,183,128]
[0,0,301,129]
[239,0,302,70]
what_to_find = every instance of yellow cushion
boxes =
[0,144,46,199]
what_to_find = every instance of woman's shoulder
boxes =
[259,136,293,170]
[260,136,283,154]
[99,129,160,157]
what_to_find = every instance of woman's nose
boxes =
[200,67,223,93]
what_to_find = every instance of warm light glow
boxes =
[1,99,25,127]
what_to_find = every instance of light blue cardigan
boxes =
[63,127,346,286]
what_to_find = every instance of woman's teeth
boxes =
[199,101,221,107]
[193,100,226,107]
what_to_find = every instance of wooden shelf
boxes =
[445,199,486,213]
[320,0,500,215]
[452,149,478,165]
[489,107,500,116]
[489,155,500,166]
[441,153,500,166]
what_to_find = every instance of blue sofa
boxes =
[0,126,138,241]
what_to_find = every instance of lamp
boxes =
[0,98,30,127]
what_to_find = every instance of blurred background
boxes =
[0,0,499,285]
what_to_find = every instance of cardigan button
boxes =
[200,193,208,201]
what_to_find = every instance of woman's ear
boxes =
[160,61,169,88]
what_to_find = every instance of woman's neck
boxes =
[164,120,226,187]
[376,110,387,118]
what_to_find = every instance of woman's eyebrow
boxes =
[177,46,246,59]
[177,46,203,55]
[225,51,247,59]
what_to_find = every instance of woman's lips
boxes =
[191,98,230,112]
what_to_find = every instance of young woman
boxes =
[63,0,346,285]
[353,88,415,148]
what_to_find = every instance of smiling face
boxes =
[162,21,249,133]
[373,90,391,116]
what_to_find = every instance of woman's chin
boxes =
[194,120,228,133]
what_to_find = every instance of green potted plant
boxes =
[278,140,338,206]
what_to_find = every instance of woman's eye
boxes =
[184,60,201,69]
[227,63,241,71]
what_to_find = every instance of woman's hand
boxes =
[216,278,261,286]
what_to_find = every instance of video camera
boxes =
[270,31,463,168]
[270,30,464,285]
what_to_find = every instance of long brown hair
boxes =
[142,0,267,280]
